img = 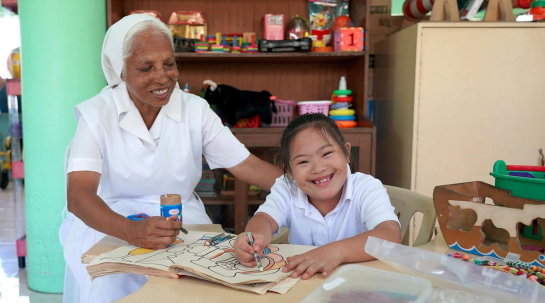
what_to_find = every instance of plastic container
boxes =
[300,264,432,303]
[489,160,545,201]
[298,100,332,116]
[364,237,545,303]
[270,99,296,127]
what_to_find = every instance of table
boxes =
[230,127,376,234]
[83,225,452,303]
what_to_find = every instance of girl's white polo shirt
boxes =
[256,165,399,247]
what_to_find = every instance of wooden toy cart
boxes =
[433,181,545,267]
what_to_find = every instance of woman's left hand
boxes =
[282,245,344,279]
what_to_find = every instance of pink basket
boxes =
[298,101,332,116]
[270,99,296,127]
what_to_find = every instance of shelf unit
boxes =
[107,0,375,233]
[107,0,371,124]
[6,78,25,268]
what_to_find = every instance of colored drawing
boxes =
[87,231,313,290]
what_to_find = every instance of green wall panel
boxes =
[18,0,106,293]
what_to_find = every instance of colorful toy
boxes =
[263,14,285,40]
[168,11,207,39]
[403,0,434,21]
[329,77,356,128]
[332,15,353,32]
[334,27,364,52]
[434,180,545,268]
[203,80,276,127]
[286,15,309,39]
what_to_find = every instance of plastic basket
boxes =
[490,160,545,201]
[270,99,296,127]
[297,100,332,116]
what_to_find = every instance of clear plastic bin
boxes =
[364,237,545,303]
[300,264,432,303]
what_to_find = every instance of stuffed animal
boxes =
[203,80,276,126]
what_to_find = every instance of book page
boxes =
[88,231,315,286]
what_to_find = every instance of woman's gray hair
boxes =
[121,18,174,75]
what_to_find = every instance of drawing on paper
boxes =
[96,233,287,278]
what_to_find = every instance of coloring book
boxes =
[87,231,316,295]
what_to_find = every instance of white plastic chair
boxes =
[385,185,437,247]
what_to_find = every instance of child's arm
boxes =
[233,212,279,267]
[282,220,401,280]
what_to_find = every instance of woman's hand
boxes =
[234,233,267,267]
[282,245,344,280]
[124,215,182,249]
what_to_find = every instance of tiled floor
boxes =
[0,183,63,303]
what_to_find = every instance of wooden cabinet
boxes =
[107,0,376,233]
[374,22,545,198]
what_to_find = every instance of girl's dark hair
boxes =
[280,113,349,175]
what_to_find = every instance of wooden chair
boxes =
[385,185,437,247]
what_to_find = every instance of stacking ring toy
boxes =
[333,96,353,102]
[329,109,355,116]
[335,121,358,128]
[333,89,352,95]
[329,115,356,121]
[331,102,352,110]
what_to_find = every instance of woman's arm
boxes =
[282,220,401,279]
[67,171,182,249]
[226,154,282,191]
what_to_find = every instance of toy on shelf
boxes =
[286,15,309,40]
[211,32,224,53]
[168,11,207,40]
[334,27,364,52]
[258,37,312,53]
[263,14,285,40]
[242,34,259,53]
[309,13,332,51]
[329,77,356,128]
[203,80,276,127]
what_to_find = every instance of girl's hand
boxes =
[282,245,344,279]
[234,233,267,267]
[125,215,181,249]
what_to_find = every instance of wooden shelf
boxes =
[175,52,366,63]
[202,198,265,206]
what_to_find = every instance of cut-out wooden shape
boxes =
[446,205,477,232]
[484,0,515,21]
[482,219,510,250]
[430,0,460,21]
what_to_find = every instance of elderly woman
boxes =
[59,14,281,303]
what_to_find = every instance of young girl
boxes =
[234,113,401,280]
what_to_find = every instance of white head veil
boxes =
[101,14,157,91]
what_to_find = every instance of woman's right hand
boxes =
[234,232,267,267]
[125,215,182,249]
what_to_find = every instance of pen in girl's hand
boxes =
[246,232,264,272]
